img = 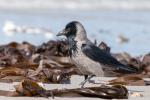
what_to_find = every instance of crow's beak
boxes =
[57,29,68,36]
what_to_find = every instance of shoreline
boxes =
[0,0,150,11]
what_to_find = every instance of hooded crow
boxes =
[57,21,138,87]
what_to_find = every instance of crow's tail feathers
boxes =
[115,64,139,74]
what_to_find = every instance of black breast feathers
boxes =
[67,37,78,57]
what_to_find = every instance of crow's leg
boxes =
[84,75,88,80]
[80,74,95,88]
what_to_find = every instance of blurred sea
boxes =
[0,0,150,56]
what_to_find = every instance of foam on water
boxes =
[0,0,150,11]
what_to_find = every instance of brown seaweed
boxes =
[108,75,146,86]
[0,40,149,84]
[13,79,128,99]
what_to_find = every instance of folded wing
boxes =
[81,42,138,74]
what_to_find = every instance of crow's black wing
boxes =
[81,42,138,74]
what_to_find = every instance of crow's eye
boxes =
[65,28,71,33]
[66,28,70,31]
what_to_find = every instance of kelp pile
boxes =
[0,79,128,99]
[0,40,149,98]
[0,41,79,83]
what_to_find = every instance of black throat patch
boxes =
[67,36,78,57]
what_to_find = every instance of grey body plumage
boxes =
[57,21,138,77]
[70,39,105,76]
